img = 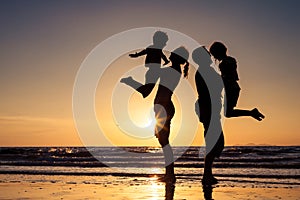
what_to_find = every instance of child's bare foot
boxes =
[251,108,265,121]
[120,76,133,84]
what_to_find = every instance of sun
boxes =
[140,114,155,128]
[129,106,156,130]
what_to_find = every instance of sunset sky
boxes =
[1,0,299,146]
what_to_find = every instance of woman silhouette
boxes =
[121,47,189,183]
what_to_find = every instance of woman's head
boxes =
[209,41,227,61]
[170,46,189,78]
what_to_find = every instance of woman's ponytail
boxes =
[172,46,189,78]
[183,61,189,78]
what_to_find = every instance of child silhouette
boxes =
[121,31,170,98]
[209,41,265,121]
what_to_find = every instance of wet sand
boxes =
[0,174,299,200]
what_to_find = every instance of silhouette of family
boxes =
[120,31,265,186]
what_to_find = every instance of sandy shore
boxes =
[0,174,299,200]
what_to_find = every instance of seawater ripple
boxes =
[0,146,300,183]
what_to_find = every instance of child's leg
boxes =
[227,108,265,121]
[137,84,155,98]
[226,107,252,117]
[120,66,160,98]
[137,66,160,97]
[120,76,143,90]
[224,87,246,117]
[225,88,265,120]
[120,76,155,98]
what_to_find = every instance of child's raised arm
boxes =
[129,49,147,58]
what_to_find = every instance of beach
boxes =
[0,174,299,200]
[0,146,299,199]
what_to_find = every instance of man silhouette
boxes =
[193,47,224,185]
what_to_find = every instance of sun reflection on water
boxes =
[148,176,164,200]
[149,167,164,174]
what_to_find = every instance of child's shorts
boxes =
[224,82,241,110]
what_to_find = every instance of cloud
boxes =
[0,116,69,123]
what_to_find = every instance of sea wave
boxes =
[1,146,299,169]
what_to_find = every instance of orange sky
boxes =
[0,1,299,146]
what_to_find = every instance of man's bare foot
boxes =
[202,175,218,185]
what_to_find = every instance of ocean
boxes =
[0,146,299,187]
